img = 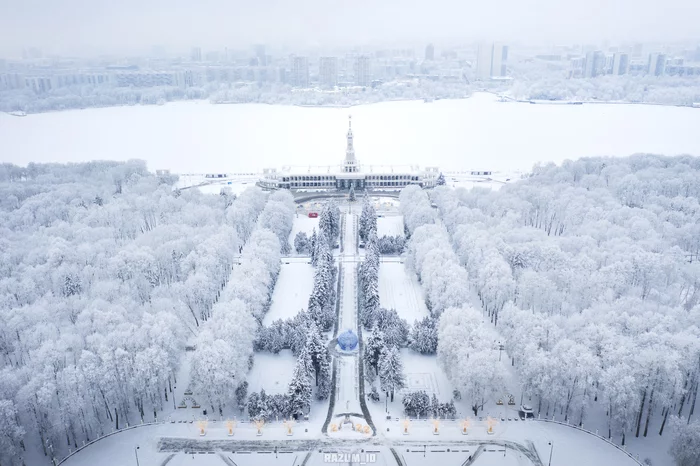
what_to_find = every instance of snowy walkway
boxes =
[328,209,364,425]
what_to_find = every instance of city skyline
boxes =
[1,0,700,56]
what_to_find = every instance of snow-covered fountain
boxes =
[336,329,359,353]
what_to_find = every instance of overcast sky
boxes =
[0,0,698,56]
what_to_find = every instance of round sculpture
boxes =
[337,330,359,351]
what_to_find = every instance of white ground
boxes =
[4,93,700,173]
[288,215,320,249]
[58,418,641,466]
[378,262,429,324]
[262,263,314,325]
[386,419,642,466]
[60,422,318,466]
[247,350,297,396]
[376,215,404,237]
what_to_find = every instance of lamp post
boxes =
[548,441,554,466]
[134,445,140,466]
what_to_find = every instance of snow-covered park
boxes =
[2,157,699,466]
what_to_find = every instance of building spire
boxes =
[344,115,356,172]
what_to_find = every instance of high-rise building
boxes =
[254,44,267,66]
[584,51,605,78]
[475,43,508,80]
[491,43,509,77]
[612,52,630,75]
[475,43,493,80]
[290,55,309,87]
[648,53,667,76]
[425,43,435,61]
[191,47,202,62]
[0,73,25,90]
[354,55,371,87]
[319,57,338,88]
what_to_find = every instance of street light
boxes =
[134,445,140,466]
[548,441,554,466]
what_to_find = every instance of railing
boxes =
[533,419,644,466]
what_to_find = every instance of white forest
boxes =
[0,156,700,466]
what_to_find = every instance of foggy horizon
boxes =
[1,0,699,57]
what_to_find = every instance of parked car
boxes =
[359,240,366,248]
[308,212,318,218]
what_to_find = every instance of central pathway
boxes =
[325,204,369,433]
[336,207,360,414]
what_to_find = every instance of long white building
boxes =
[259,117,439,191]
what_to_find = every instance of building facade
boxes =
[584,51,605,78]
[319,57,338,88]
[290,55,309,87]
[425,44,435,61]
[612,52,630,75]
[648,53,667,76]
[354,56,371,87]
[259,117,439,191]
[475,43,508,80]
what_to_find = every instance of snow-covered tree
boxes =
[359,196,377,242]
[408,315,438,354]
[287,353,312,419]
[349,185,356,202]
[364,330,386,376]
[438,307,505,416]
[669,416,700,466]
[318,200,340,247]
[379,346,405,402]
[373,308,409,348]
[294,231,309,254]
[403,391,431,417]
[0,400,25,462]
[310,229,318,266]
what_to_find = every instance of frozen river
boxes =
[2,93,700,172]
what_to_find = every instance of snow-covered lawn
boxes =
[262,263,314,325]
[378,262,429,324]
[377,215,404,237]
[288,214,319,248]
[247,351,296,396]
[248,350,330,426]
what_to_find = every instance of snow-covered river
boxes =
[2,93,699,173]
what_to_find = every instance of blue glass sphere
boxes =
[338,330,359,351]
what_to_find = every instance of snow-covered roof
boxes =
[275,164,426,176]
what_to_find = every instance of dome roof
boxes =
[338,330,359,351]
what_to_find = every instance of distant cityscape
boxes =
[2,42,700,94]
